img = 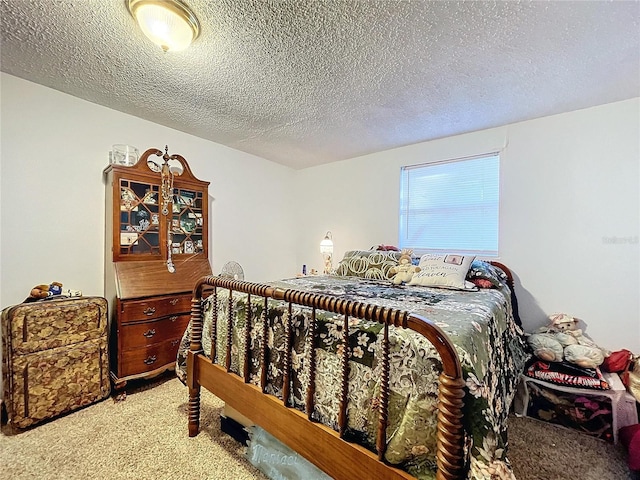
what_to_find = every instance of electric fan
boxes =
[219,261,244,281]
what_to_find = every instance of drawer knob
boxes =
[143,329,156,338]
[170,315,178,322]
[171,339,180,347]
[143,307,156,316]
[170,298,179,305]
[143,355,157,365]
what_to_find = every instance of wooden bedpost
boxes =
[407,314,466,480]
[187,276,210,437]
[435,373,466,480]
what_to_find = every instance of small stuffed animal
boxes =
[25,282,82,303]
[28,282,63,301]
[388,250,420,285]
[527,313,609,369]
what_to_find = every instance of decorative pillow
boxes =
[466,260,507,288]
[469,278,494,289]
[334,250,401,280]
[408,254,476,290]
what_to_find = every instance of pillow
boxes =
[408,254,476,290]
[334,250,401,280]
[466,260,507,288]
[470,278,494,289]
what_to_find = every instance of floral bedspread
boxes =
[176,275,529,480]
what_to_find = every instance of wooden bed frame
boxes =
[186,263,516,480]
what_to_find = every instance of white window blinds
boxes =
[399,153,500,256]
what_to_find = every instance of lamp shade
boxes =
[320,232,334,254]
[128,0,200,52]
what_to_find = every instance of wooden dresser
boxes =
[104,147,212,389]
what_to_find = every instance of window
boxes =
[399,153,500,256]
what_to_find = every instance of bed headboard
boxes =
[489,261,521,327]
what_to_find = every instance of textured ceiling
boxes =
[1,0,639,169]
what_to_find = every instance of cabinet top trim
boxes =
[104,147,210,187]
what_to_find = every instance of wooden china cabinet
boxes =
[104,147,212,389]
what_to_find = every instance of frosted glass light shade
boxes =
[128,0,200,52]
[320,232,334,254]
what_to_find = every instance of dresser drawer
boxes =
[119,338,184,377]
[118,294,191,323]
[120,314,190,351]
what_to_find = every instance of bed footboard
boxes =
[187,277,466,480]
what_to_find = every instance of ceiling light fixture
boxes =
[127,0,200,52]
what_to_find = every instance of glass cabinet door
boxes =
[119,179,161,256]
[170,187,204,256]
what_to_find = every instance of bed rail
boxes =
[187,276,466,480]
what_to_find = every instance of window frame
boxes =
[398,152,501,257]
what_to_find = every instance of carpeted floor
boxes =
[0,375,635,480]
[508,413,635,480]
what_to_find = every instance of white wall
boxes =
[0,73,297,309]
[294,99,640,353]
[2,73,638,354]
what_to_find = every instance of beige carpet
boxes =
[508,413,634,480]
[1,375,268,480]
[0,375,635,480]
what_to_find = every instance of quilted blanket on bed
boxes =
[176,275,529,480]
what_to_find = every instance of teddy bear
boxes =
[388,250,420,285]
[25,282,82,303]
[526,313,609,369]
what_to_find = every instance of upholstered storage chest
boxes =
[1,297,110,429]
